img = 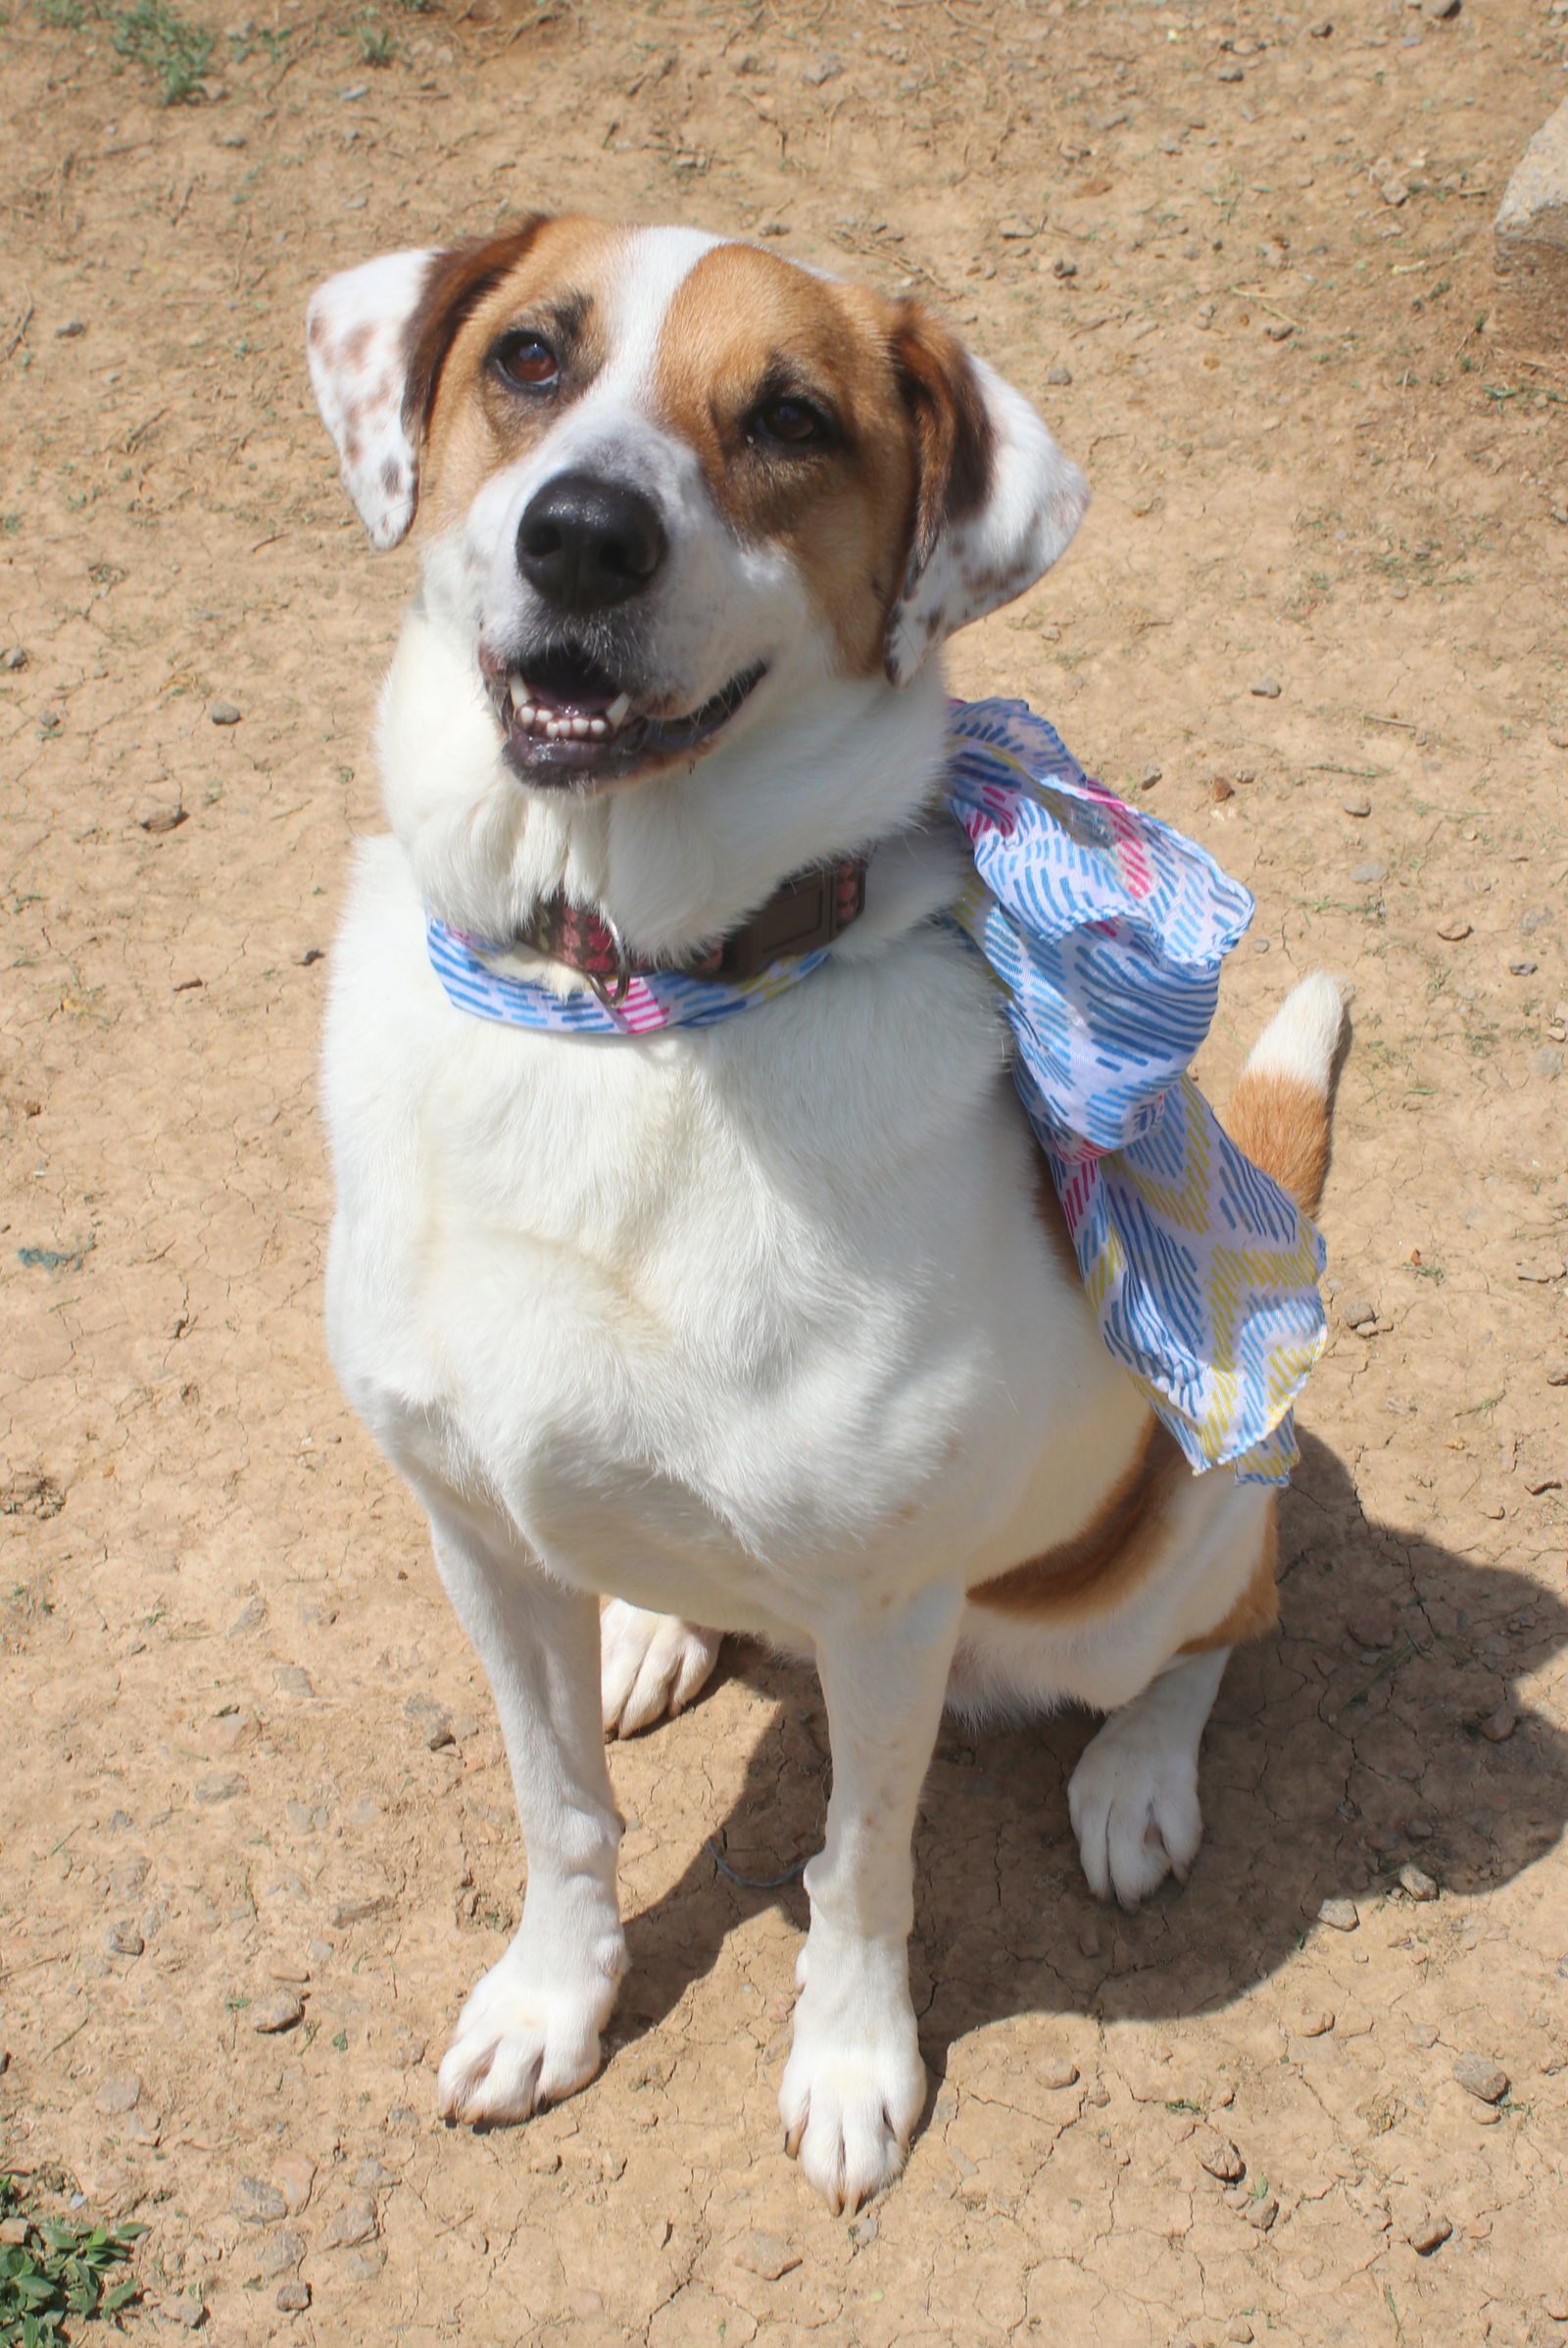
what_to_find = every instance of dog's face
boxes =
[307,219,1088,801]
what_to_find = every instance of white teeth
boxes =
[606,692,632,731]
[570,715,591,740]
[516,702,537,727]
[509,672,526,704]
[588,717,608,739]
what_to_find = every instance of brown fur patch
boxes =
[887,302,994,598]
[968,1417,1186,1622]
[1178,1505,1279,1653]
[1226,1069,1332,1216]
[413,217,625,535]
[653,244,924,674]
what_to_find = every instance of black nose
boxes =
[515,471,668,613]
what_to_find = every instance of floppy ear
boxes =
[883,304,1090,685]
[305,220,549,551]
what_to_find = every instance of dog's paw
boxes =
[778,1938,926,2213]
[1067,1713,1204,1911]
[601,1600,722,1737]
[437,1939,623,2127]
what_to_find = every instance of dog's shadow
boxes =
[608,1431,1568,2067]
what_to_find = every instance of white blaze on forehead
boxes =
[596,224,726,409]
[306,246,438,550]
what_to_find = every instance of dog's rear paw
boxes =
[437,1943,622,2127]
[601,1600,722,1737]
[1067,1719,1203,1911]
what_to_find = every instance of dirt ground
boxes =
[3,0,1568,2340]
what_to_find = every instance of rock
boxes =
[801,53,842,84]
[1436,917,1472,941]
[1297,2010,1336,2038]
[1210,778,1235,804]
[426,1721,455,1750]
[1,646,27,669]
[1140,763,1162,788]
[327,1893,390,1928]
[208,701,242,725]
[139,807,188,835]
[1398,1863,1439,1901]
[56,318,86,338]
[251,1991,304,2034]
[1479,1704,1518,1742]
[1195,2127,1246,2180]
[1402,2206,1453,2253]
[1545,1363,1568,1387]
[321,2194,378,2250]
[1308,17,1333,32]
[1427,0,1460,14]
[107,1923,145,1957]
[1351,860,1388,885]
[1216,62,1245,81]
[731,2228,801,2280]
[1317,1897,1359,1932]
[1245,2193,1279,2230]
[233,2176,288,2225]
[1511,958,1540,976]
[999,216,1037,239]
[1453,2054,1510,2103]
[259,2228,306,2278]
[1496,98,1568,345]
[274,1666,314,1697]
[1264,319,1294,341]
[1250,675,1283,698]
[1036,2055,1080,2089]
[275,2281,311,2313]
[160,2295,206,2328]
[194,1772,245,1803]
[1544,2290,1568,2324]
[1340,1296,1377,1330]
[1343,792,1372,816]
[1516,1258,1566,1283]
[95,2073,143,2115]
[1535,1046,1565,1078]
[1046,365,1073,386]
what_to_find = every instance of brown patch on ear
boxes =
[402,218,552,448]
[1178,1506,1279,1653]
[886,300,995,668]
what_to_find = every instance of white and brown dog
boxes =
[306,218,1341,2213]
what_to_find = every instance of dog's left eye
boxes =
[750,396,831,451]
[491,332,561,392]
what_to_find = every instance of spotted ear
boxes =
[883,305,1089,686]
[305,221,549,551]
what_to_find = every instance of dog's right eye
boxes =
[490,332,561,392]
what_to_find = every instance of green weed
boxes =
[0,2176,146,2342]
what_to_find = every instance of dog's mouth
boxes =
[487,644,766,790]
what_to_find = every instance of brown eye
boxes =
[751,395,830,450]
[491,332,560,391]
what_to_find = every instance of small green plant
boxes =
[0,2176,146,2341]
[353,6,395,64]
[33,0,87,24]
[107,0,213,102]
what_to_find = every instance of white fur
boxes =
[1242,970,1345,1093]
[306,248,438,549]
[313,223,1304,2211]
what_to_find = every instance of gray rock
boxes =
[1250,675,1282,698]
[274,2281,311,2313]
[194,1772,246,1804]
[326,1893,390,1928]
[1046,365,1073,386]
[2,647,27,669]
[1351,861,1387,885]
[106,1923,144,1957]
[251,1991,304,2034]
[1405,2209,1452,2252]
[1495,98,1568,344]
[1453,2053,1509,2103]
[1035,2055,1080,2089]
[1397,1863,1439,1901]
[208,701,242,725]
[274,1666,314,1697]
[320,2194,378,2250]
[1245,2193,1279,2230]
[801,53,842,84]
[731,2228,801,2279]
[1340,1296,1378,1329]
[160,2295,206,2328]
[1317,1896,1359,1932]
[1342,792,1372,816]
[1195,2128,1246,2181]
[259,2228,306,2278]
[233,2176,288,2225]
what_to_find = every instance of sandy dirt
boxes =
[3,0,1568,2340]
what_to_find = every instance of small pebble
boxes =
[1340,1296,1377,1329]
[801,52,843,84]
[233,2176,288,2225]
[1046,364,1073,386]
[161,2296,205,2329]
[731,2228,801,2279]
[274,1666,314,1697]
[1351,860,1387,886]
[1511,958,1539,976]
[1245,2193,1279,2230]
[1545,1363,1568,1387]
[1452,2054,1509,2103]
[1405,2211,1453,2254]
[1211,777,1235,804]
[1308,15,1333,28]
[1318,1897,1359,1932]
[273,2156,316,2215]
[106,1924,144,1957]
[1436,918,1472,942]
[1426,0,1460,17]
[275,2281,311,2313]
[1140,763,1162,789]
[251,1991,304,2034]
[1543,2291,1568,2324]
[139,807,188,835]
[1343,792,1372,816]
[1397,1863,1439,1902]
[95,2073,143,2115]
[1263,319,1294,341]
[1250,675,1282,698]
[1516,1258,1566,1283]
[998,215,1037,239]
[327,1893,390,1927]
[1035,2055,1080,2090]
[340,83,368,100]
[209,700,242,725]
[261,2229,307,2278]
[1216,62,1245,81]
[1297,2010,1336,2038]
[320,2193,378,2250]
[56,319,86,339]
[1195,2127,1246,2180]
[1478,1705,1517,1743]
[1,647,27,670]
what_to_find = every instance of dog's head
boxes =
[307,219,1087,802]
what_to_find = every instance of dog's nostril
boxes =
[515,470,668,614]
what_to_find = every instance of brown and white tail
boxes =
[1226,973,1345,1217]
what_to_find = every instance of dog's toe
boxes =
[437,1942,621,2127]
[601,1601,723,1737]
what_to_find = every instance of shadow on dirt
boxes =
[611,1431,1568,2070]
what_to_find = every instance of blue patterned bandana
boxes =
[426,699,1327,1484]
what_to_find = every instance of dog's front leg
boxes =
[425,1505,626,2128]
[781,1578,962,2213]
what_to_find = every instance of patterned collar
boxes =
[424,699,1326,1484]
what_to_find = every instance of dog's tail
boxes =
[1226,973,1345,1218]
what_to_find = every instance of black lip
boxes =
[492,660,768,792]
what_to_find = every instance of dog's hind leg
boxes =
[1066,1643,1230,1910]
[600,1600,724,1737]
[424,1502,628,2128]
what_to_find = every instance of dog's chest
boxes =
[324,842,1099,1625]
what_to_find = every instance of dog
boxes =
[305,217,1342,2213]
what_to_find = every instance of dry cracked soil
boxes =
[3,0,1568,2342]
